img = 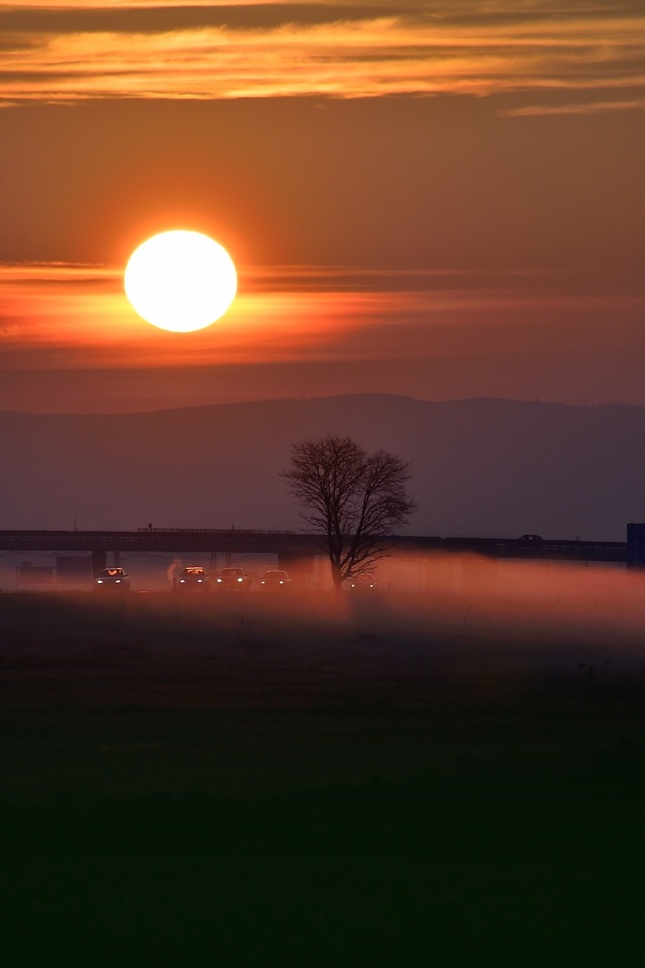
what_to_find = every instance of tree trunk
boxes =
[331,562,343,595]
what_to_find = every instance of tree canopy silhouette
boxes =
[282,434,417,591]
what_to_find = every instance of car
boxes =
[176,566,210,591]
[517,534,544,548]
[95,567,130,591]
[215,567,250,590]
[348,577,378,592]
[258,569,292,590]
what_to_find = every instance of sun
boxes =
[124,230,237,333]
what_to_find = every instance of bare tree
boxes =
[282,434,417,592]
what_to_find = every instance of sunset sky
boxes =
[1,0,644,413]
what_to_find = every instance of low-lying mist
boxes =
[351,553,639,656]
[5,553,645,690]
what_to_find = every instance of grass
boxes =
[2,589,645,962]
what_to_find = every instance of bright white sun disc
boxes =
[124,230,237,333]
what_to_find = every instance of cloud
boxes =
[2,260,644,373]
[1,3,644,105]
[501,96,645,116]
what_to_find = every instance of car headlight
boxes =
[197,579,203,583]
[96,579,103,584]
[279,580,284,584]
[217,578,222,583]
[115,579,121,583]
[237,577,243,582]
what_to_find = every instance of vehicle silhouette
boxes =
[215,567,250,591]
[348,577,378,592]
[176,566,210,591]
[258,569,292,590]
[95,567,130,592]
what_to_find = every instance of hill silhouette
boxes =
[0,394,642,540]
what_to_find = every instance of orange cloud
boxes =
[1,5,644,107]
[0,261,402,367]
[501,97,645,116]
[3,260,643,372]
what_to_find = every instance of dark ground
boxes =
[2,588,645,964]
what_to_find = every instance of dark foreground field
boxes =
[2,586,645,964]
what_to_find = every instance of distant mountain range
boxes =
[1,394,643,541]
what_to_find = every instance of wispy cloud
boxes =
[501,96,645,116]
[1,3,644,106]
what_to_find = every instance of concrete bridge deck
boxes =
[0,529,627,563]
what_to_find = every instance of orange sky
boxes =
[1,1,644,411]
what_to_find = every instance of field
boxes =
[2,572,645,964]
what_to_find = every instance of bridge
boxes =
[0,528,628,570]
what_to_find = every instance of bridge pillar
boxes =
[91,550,107,577]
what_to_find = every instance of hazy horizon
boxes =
[5,385,645,418]
[1,394,643,541]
